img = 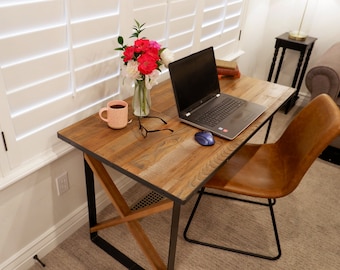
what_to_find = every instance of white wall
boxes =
[2,1,340,269]
[239,0,340,96]
[0,149,133,269]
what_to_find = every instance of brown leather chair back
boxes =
[277,94,340,193]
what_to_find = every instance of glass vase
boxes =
[133,79,151,117]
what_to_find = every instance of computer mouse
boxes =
[195,131,215,146]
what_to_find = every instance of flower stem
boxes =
[134,80,151,116]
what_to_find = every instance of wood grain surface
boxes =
[58,76,295,204]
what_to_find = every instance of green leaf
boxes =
[131,19,146,39]
[117,36,124,45]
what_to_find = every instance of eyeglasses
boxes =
[138,116,174,138]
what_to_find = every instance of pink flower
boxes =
[144,47,160,61]
[116,21,174,81]
[149,40,161,50]
[123,46,135,62]
[137,54,158,75]
[134,39,150,53]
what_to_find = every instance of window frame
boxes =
[0,0,246,189]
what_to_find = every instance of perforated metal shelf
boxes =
[130,191,164,211]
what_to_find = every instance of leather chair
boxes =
[184,94,340,260]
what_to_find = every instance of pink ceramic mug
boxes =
[99,100,128,129]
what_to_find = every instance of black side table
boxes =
[267,32,317,112]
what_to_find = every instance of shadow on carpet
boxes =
[319,146,340,165]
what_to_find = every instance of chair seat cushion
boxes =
[206,143,288,199]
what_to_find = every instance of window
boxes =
[166,0,198,58]
[201,0,245,59]
[0,0,246,189]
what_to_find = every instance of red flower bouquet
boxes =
[116,20,173,116]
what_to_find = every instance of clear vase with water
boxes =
[133,79,151,117]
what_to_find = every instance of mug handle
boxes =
[99,107,108,122]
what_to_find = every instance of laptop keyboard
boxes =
[196,97,245,127]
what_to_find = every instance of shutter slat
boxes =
[0,0,244,180]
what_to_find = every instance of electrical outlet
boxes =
[56,172,70,196]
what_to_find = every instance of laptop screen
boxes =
[169,47,220,114]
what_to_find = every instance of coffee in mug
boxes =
[99,100,128,129]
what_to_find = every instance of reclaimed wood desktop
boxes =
[57,76,295,270]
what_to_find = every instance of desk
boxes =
[57,76,294,269]
[267,32,317,112]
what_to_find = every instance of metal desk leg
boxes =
[84,159,97,229]
[264,115,274,144]
[167,202,181,270]
[83,158,144,269]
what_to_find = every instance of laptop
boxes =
[168,47,266,140]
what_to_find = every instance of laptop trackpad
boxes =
[215,110,258,138]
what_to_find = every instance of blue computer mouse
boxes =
[195,131,215,146]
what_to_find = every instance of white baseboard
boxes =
[0,177,135,270]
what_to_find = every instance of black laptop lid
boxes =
[169,47,220,114]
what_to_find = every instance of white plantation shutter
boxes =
[0,0,245,188]
[132,0,168,44]
[0,0,73,179]
[0,0,121,188]
[201,0,245,59]
[166,0,199,59]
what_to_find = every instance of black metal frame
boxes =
[84,159,181,270]
[183,187,282,260]
[84,160,145,269]
[80,102,280,268]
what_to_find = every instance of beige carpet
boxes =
[30,96,340,270]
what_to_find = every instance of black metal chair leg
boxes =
[183,188,206,242]
[183,190,282,260]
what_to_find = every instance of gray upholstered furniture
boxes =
[305,42,340,148]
